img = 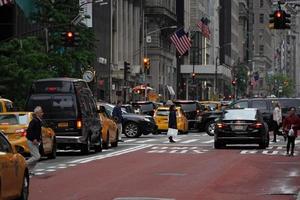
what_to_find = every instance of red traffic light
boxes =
[275,10,282,18]
[231,80,236,86]
[67,31,73,38]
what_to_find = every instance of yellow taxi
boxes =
[98,104,119,149]
[199,101,222,111]
[0,112,57,159]
[154,106,189,133]
[0,130,29,200]
[0,98,13,112]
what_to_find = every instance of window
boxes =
[260,0,264,7]
[0,134,12,153]
[259,14,264,23]
[230,101,249,109]
[259,45,264,55]
[252,100,267,110]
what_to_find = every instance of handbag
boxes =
[288,125,295,137]
[167,128,178,137]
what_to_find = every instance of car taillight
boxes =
[216,123,228,129]
[249,122,263,129]
[76,119,82,129]
[16,128,27,137]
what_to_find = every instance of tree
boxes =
[266,73,294,97]
[235,64,249,98]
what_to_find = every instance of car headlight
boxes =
[144,118,151,122]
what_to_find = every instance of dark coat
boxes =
[168,110,177,129]
[26,116,42,142]
[112,106,123,124]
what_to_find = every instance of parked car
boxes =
[214,108,269,149]
[153,106,189,134]
[102,103,157,138]
[0,130,29,200]
[0,112,57,159]
[132,101,157,116]
[25,78,102,154]
[172,100,203,129]
[0,97,14,112]
[228,98,300,131]
[98,104,119,149]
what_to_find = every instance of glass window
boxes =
[259,14,264,23]
[174,103,196,112]
[0,114,18,125]
[230,101,248,109]
[252,100,267,110]
[259,45,264,55]
[0,134,12,153]
[156,110,169,116]
[5,101,13,111]
[260,0,264,7]
[223,110,257,120]
[32,81,74,93]
[18,114,30,124]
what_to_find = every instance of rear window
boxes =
[156,110,169,116]
[0,114,29,125]
[174,103,196,112]
[223,110,257,120]
[27,94,77,119]
[31,81,74,93]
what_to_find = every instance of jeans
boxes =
[117,123,122,140]
[26,140,41,171]
[287,136,296,155]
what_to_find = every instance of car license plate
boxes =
[234,125,243,130]
[58,122,68,128]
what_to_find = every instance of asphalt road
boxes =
[29,131,300,200]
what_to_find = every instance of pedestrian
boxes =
[272,102,282,142]
[168,104,177,143]
[26,106,43,174]
[112,101,124,142]
[282,106,300,156]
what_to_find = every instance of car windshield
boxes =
[223,109,257,120]
[174,103,196,112]
[0,114,29,125]
[27,94,77,119]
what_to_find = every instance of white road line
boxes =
[136,139,157,143]
[124,139,137,143]
[202,139,214,144]
[180,139,199,144]
[296,140,300,144]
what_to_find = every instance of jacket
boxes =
[112,106,123,124]
[282,114,300,137]
[26,117,42,142]
[168,110,177,129]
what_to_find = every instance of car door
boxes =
[0,134,18,199]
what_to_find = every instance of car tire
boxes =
[205,121,216,136]
[111,131,119,147]
[124,122,140,138]
[17,172,29,200]
[102,132,110,149]
[214,140,224,149]
[47,138,57,159]
[81,136,91,154]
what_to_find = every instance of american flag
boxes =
[197,17,210,39]
[0,0,12,6]
[170,29,191,56]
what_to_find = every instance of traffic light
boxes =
[143,57,150,70]
[231,79,236,86]
[269,10,291,29]
[61,31,80,47]
[124,61,130,81]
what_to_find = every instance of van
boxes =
[25,78,102,154]
[0,98,14,112]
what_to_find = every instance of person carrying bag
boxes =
[282,107,300,156]
[167,104,177,143]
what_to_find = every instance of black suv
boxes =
[228,98,300,130]
[25,78,102,154]
[132,101,157,116]
[173,100,203,129]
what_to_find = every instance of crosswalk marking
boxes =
[202,139,214,144]
[124,139,137,143]
[181,139,199,144]
[136,139,157,143]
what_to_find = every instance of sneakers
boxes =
[169,136,176,143]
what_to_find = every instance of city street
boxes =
[29,131,300,200]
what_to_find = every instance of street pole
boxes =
[214,56,218,94]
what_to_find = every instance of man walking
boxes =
[112,101,124,142]
[26,106,43,174]
[282,107,300,156]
